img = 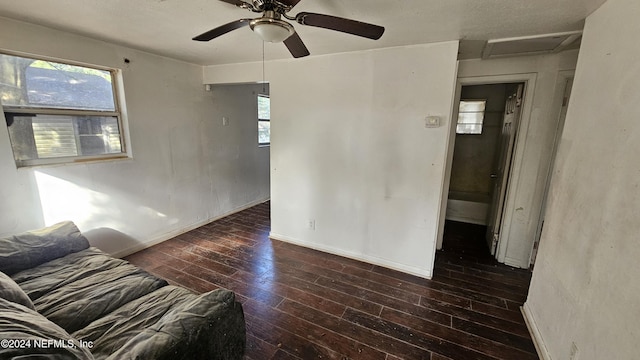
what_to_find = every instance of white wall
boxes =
[0,17,270,256]
[205,42,459,278]
[524,0,640,358]
[451,50,579,267]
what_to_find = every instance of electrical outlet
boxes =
[308,219,315,230]
[222,117,229,126]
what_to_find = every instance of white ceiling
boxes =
[0,0,606,66]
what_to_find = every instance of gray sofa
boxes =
[0,221,245,360]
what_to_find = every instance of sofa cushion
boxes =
[32,263,167,334]
[0,297,94,360]
[10,246,168,333]
[0,271,35,310]
[0,221,90,276]
[12,247,133,302]
[73,286,246,360]
[72,286,195,359]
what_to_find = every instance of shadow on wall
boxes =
[83,227,142,258]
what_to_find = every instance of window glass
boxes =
[459,100,486,113]
[1,55,115,111]
[258,95,270,145]
[457,100,486,135]
[6,114,122,161]
[257,94,270,120]
[1,52,125,167]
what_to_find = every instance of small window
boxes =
[1,52,126,167]
[257,94,270,146]
[456,100,486,134]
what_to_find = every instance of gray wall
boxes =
[0,18,270,256]
[449,84,507,196]
[524,0,640,358]
[208,83,271,210]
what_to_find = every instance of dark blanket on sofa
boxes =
[0,222,246,360]
[12,247,168,333]
[0,298,94,360]
[73,286,245,360]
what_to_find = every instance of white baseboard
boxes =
[521,302,551,360]
[269,232,432,279]
[112,198,270,258]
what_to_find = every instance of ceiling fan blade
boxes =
[295,12,384,40]
[284,32,310,58]
[193,19,252,41]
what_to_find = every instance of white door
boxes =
[486,84,524,254]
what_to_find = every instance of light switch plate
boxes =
[425,116,440,128]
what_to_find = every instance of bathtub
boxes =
[445,191,491,225]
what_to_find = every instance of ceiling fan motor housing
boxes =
[248,0,290,13]
[250,10,295,42]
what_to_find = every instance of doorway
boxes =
[443,82,525,258]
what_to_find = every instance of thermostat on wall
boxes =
[425,116,440,128]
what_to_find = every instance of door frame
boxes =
[530,71,575,266]
[436,73,537,264]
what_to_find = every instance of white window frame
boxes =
[1,50,129,167]
[257,94,270,147]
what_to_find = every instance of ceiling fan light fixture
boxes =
[250,18,294,43]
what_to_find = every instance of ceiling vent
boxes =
[482,31,582,59]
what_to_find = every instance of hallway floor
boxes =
[441,220,497,261]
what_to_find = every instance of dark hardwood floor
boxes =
[125,202,538,360]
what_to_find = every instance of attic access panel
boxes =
[482,31,582,59]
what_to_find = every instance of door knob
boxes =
[490,174,498,178]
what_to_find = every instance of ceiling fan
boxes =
[192,0,385,58]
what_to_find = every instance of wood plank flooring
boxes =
[125,202,538,360]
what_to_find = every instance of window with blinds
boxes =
[457,100,487,135]
[257,94,270,146]
[1,52,127,167]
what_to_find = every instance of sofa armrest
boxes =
[0,221,90,275]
